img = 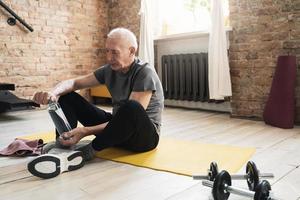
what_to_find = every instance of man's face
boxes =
[105,37,134,72]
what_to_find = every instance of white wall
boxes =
[154,31,232,112]
[155,31,209,79]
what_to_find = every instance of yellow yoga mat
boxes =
[20,132,255,176]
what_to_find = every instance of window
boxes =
[153,0,229,37]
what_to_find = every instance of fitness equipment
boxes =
[193,161,219,181]
[263,56,297,128]
[202,170,279,200]
[48,101,72,139]
[0,83,39,113]
[193,161,274,191]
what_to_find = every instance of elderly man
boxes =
[28,28,164,179]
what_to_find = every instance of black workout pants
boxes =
[57,92,159,152]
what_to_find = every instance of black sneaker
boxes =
[27,149,85,179]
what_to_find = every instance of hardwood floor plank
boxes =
[271,167,300,199]
[1,107,300,199]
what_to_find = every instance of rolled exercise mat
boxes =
[263,55,297,128]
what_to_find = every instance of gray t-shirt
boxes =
[93,59,164,131]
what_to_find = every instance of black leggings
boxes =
[57,92,159,152]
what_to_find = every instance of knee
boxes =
[58,92,78,104]
[121,100,144,112]
[116,100,144,116]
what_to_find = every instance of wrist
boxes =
[48,92,59,102]
[52,79,75,97]
[80,126,91,137]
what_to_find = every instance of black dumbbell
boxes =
[202,170,280,200]
[193,161,219,181]
[193,161,274,191]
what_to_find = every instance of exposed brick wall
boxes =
[0,0,109,99]
[229,0,300,122]
[5,0,299,123]
[109,0,140,45]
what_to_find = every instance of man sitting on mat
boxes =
[28,27,164,179]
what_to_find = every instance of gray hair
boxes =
[107,28,138,49]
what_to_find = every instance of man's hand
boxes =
[58,127,86,146]
[33,91,58,105]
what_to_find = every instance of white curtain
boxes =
[208,0,232,100]
[139,0,155,69]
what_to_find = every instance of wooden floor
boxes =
[0,106,300,200]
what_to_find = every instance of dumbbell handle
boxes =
[231,173,274,180]
[202,180,281,200]
[202,180,254,198]
[193,175,210,180]
[193,172,274,180]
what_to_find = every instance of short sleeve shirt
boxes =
[93,59,164,129]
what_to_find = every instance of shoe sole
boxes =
[27,151,85,179]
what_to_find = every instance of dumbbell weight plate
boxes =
[254,180,271,200]
[209,162,219,181]
[212,170,231,200]
[246,161,259,191]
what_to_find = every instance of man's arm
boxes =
[33,73,99,104]
[129,91,152,110]
[51,73,99,97]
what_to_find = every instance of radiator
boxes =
[161,53,209,102]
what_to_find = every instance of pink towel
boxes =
[0,138,43,156]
